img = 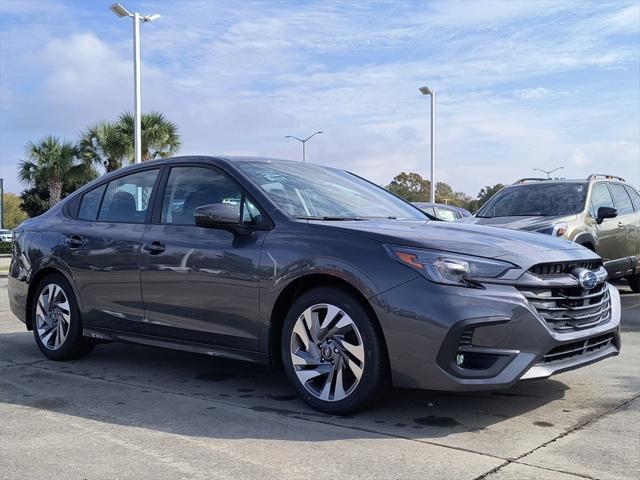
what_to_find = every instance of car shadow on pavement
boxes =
[0,331,570,443]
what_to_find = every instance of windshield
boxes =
[237,161,426,220]
[477,183,588,217]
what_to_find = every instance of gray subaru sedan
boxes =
[8,157,621,414]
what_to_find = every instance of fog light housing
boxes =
[455,352,465,367]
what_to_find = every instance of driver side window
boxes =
[589,183,615,218]
[161,166,262,226]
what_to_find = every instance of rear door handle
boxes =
[142,241,166,255]
[64,235,85,249]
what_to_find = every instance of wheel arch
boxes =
[267,273,388,371]
[26,265,78,330]
[573,231,597,251]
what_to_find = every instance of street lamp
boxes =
[419,86,436,203]
[109,3,161,164]
[285,131,323,162]
[533,167,564,179]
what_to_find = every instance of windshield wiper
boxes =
[296,216,366,221]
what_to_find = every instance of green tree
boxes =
[19,185,50,218]
[435,182,455,204]
[79,121,132,172]
[18,136,96,210]
[118,111,181,162]
[2,192,27,229]
[19,169,97,218]
[386,172,431,201]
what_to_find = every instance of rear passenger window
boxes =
[78,184,106,220]
[98,169,159,223]
[624,186,640,212]
[589,183,615,217]
[609,184,634,215]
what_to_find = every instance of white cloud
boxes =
[515,87,553,99]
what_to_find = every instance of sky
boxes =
[1,0,639,196]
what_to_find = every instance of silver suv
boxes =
[463,174,640,292]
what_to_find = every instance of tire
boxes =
[627,274,640,293]
[281,287,389,414]
[31,273,94,361]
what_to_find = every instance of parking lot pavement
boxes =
[1,278,638,480]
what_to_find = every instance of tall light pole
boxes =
[110,3,161,164]
[533,166,564,179]
[285,131,323,162]
[419,86,436,203]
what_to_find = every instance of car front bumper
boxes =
[370,278,621,391]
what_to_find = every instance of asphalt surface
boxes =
[0,277,638,480]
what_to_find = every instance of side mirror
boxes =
[194,203,240,228]
[596,206,617,225]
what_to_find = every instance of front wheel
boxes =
[32,273,94,360]
[281,287,389,414]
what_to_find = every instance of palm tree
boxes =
[118,111,181,162]
[79,121,133,173]
[18,136,91,207]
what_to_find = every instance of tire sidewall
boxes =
[32,273,85,360]
[281,287,388,414]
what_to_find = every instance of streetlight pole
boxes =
[285,131,323,162]
[110,3,161,164]
[419,86,436,203]
[533,167,564,179]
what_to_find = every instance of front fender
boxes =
[572,229,597,249]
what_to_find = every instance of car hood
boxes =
[458,215,575,231]
[308,219,594,266]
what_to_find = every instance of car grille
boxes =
[542,333,616,363]
[529,260,601,276]
[518,280,611,332]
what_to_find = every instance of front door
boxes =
[60,168,160,331]
[589,182,623,267]
[140,165,267,351]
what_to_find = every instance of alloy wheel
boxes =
[35,283,71,350]
[290,303,365,402]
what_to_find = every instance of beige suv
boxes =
[462,174,640,292]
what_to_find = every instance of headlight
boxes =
[385,245,515,287]
[535,222,567,237]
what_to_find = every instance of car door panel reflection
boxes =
[140,225,264,350]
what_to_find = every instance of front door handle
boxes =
[142,241,166,255]
[618,221,624,228]
[64,235,84,249]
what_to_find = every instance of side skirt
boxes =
[83,327,268,365]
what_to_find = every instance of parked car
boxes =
[0,229,13,243]
[8,157,621,414]
[412,202,471,221]
[461,175,640,292]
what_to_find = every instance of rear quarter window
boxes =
[78,184,106,220]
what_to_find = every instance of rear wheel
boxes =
[32,273,94,360]
[627,274,640,293]
[281,287,389,414]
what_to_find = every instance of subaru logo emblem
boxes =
[575,268,598,290]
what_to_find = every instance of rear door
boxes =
[608,183,638,276]
[60,168,161,331]
[623,185,640,261]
